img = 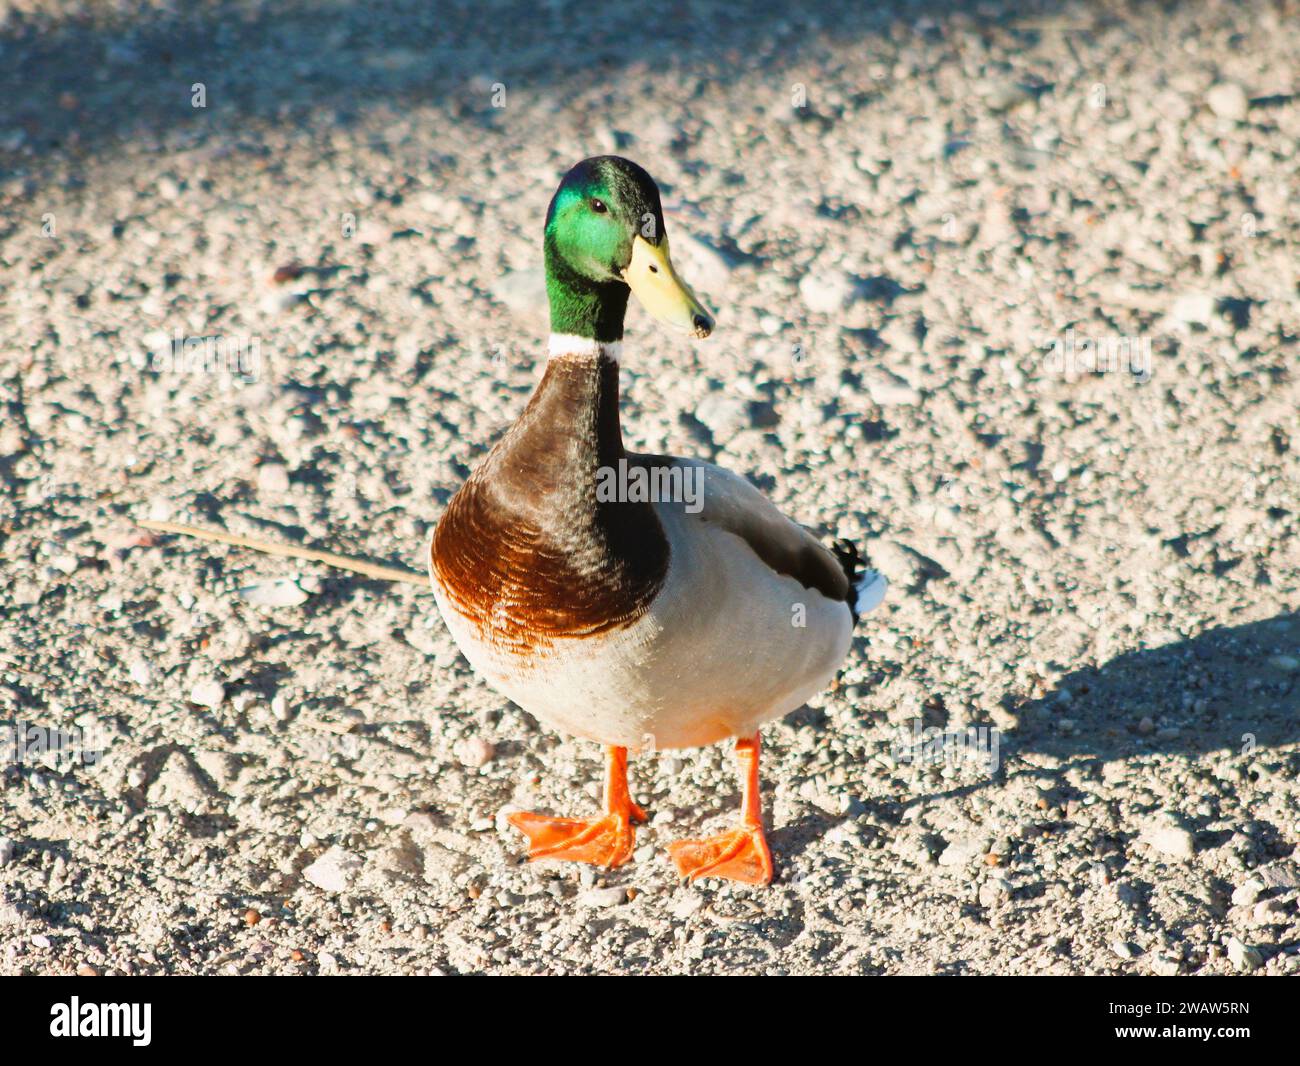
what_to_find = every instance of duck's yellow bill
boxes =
[622,234,715,338]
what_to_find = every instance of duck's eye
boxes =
[591,198,607,213]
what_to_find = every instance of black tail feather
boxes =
[830,538,862,623]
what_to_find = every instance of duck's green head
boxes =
[544,156,715,345]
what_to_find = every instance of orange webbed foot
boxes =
[668,822,774,886]
[668,733,774,886]
[508,810,638,868]
[507,745,645,869]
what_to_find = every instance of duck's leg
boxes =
[507,745,647,868]
[667,733,774,885]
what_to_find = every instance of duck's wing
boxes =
[628,453,855,607]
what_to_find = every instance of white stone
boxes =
[1170,291,1216,326]
[1206,82,1249,121]
[578,886,627,907]
[1111,940,1137,960]
[257,463,291,493]
[303,846,364,893]
[1232,879,1263,907]
[695,392,750,442]
[1226,937,1263,972]
[799,271,856,314]
[867,374,922,407]
[938,836,990,867]
[128,657,154,686]
[239,579,310,608]
[1141,823,1195,860]
[457,737,495,768]
[1253,899,1286,924]
[190,679,226,709]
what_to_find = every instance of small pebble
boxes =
[670,892,706,918]
[799,271,856,314]
[128,657,154,686]
[1141,822,1196,861]
[1206,82,1249,122]
[983,79,1033,112]
[49,553,79,575]
[978,877,1012,907]
[1232,879,1263,907]
[579,886,627,908]
[303,846,364,893]
[867,376,922,407]
[1226,937,1263,972]
[190,679,226,709]
[1259,863,1300,889]
[240,579,310,608]
[458,737,495,768]
[1170,291,1216,326]
[256,462,291,494]
[1252,899,1285,924]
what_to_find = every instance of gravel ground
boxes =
[2,0,1298,975]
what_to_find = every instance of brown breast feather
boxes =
[431,356,669,654]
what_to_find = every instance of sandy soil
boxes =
[2,0,1298,975]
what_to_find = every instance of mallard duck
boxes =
[429,156,885,885]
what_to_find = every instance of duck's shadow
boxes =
[903,610,1300,808]
[768,809,842,863]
